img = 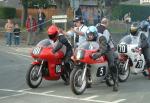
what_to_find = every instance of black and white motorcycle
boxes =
[117,35,146,82]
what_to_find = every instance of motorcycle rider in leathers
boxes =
[47,25,73,84]
[91,18,118,91]
[137,21,150,79]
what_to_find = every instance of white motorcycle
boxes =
[117,35,146,82]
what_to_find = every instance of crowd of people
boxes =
[4,8,46,46]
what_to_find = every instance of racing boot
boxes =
[148,68,150,80]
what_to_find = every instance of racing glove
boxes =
[91,53,101,60]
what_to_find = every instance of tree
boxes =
[97,0,126,19]
[20,0,28,27]
[54,0,70,14]
[20,0,54,27]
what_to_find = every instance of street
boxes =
[0,38,150,103]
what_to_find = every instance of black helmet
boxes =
[139,20,149,32]
[130,22,139,36]
[73,16,84,24]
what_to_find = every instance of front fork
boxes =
[124,58,129,71]
[37,60,44,76]
[82,64,88,82]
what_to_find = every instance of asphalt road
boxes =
[0,34,150,103]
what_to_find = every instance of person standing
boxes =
[5,19,14,46]
[124,12,132,35]
[26,15,37,45]
[13,24,21,46]
[37,8,46,32]
[72,16,88,47]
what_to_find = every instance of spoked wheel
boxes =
[26,64,42,88]
[70,67,87,95]
[118,62,130,82]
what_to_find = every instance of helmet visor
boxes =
[48,34,57,39]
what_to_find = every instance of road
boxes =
[0,35,150,103]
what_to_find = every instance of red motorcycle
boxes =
[70,41,118,95]
[26,39,70,88]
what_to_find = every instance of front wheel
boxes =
[118,62,130,82]
[26,64,42,88]
[70,67,87,95]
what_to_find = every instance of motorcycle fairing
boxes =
[89,59,109,82]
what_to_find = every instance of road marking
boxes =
[0,93,26,100]
[42,91,55,94]
[6,51,30,58]
[17,88,31,92]
[82,95,99,100]
[112,99,126,103]
[0,89,15,92]
[0,89,126,103]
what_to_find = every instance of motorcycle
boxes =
[26,39,70,88]
[70,41,119,95]
[117,35,146,82]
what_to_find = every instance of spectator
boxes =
[13,24,21,46]
[124,12,132,34]
[5,19,14,46]
[26,15,37,45]
[37,8,46,32]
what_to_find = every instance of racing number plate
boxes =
[117,44,127,53]
[55,65,61,73]
[96,66,106,77]
[135,60,143,68]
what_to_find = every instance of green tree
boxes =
[54,0,70,14]
[20,0,28,27]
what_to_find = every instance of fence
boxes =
[16,8,74,20]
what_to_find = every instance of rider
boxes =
[137,21,150,79]
[86,26,98,41]
[86,26,98,88]
[47,25,73,82]
[91,18,118,91]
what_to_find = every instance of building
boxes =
[0,0,21,8]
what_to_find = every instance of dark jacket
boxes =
[13,28,21,36]
[139,32,149,49]
[52,35,73,58]
[37,12,46,21]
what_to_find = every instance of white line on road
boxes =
[112,99,126,103]
[41,91,55,94]
[0,93,26,100]
[0,88,126,103]
[0,89,15,92]
[6,51,30,58]
[17,88,31,92]
[82,95,99,100]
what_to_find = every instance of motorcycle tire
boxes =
[118,62,130,82]
[70,67,87,95]
[26,64,42,88]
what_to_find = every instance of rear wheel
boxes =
[70,67,87,95]
[26,64,42,88]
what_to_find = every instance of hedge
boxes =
[112,4,150,21]
[0,7,16,19]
